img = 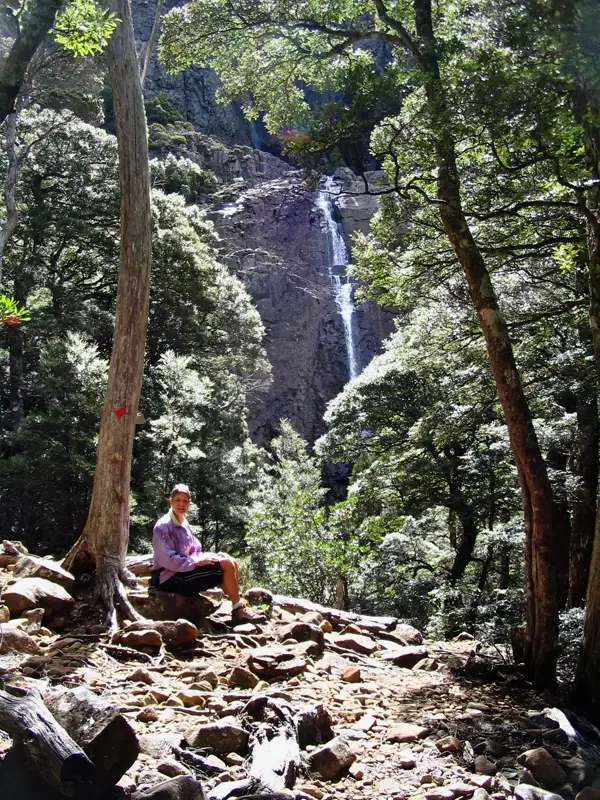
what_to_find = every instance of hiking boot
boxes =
[231,600,266,624]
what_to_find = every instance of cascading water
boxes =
[316,177,360,381]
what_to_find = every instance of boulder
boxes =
[228,666,260,689]
[308,736,355,780]
[395,623,424,645]
[124,619,197,649]
[3,577,74,616]
[385,723,430,743]
[328,633,378,655]
[13,556,75,591]
[277,621,325,654]
[128,589,218,623]
[380,645,429,668]
[131,775,207,800]
[0,627,43,655]
[518,748,567,789]
[187,722,249,756]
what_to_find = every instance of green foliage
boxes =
[151,154,217,202]
[145,95,185,126]
[54,0,118,57]
[0,296,30,326]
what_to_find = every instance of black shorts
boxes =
[153,563,224,597]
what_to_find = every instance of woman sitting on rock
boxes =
[151,483,263,624]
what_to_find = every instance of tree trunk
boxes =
[546,445,571,608]
[569,397,599,606]
[0,111,20,286]
[411,0,559,686]
[0,0,64,125]
[575,508,600,720]
[62,0,152,631]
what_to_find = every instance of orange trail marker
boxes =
[114,407,126,418]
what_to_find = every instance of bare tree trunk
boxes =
[62,0,152,632]
[409,0,559,686]
[139,0,165,89]
[0,112,19,286]
[0,0,64,125]
[569,397,599,606]
[575,508,600,720]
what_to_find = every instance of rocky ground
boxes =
[1,540,600,800]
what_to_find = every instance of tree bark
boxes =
[409,0,559,686]
[569,397,599,606]
[0,111,19,286]
[0,685,95,796]
[0,0,64,125]
[575,509,600,720]
[62,0,152,631]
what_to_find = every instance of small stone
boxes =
[341,666,362,683]
[188,722,249,755]
[136,707,159,722]
[354,714,376,732]
[474,756,498,776]
[386,723,430,743]
[164,696,185,707]
[204,754,227,770]
[436,736,462,753]
[517,748,567,789]
[398,748,417,768]
[225,753,245,767]
[156,759,190,778]
[130,776,206,800]
[228,666,259,689]
[177,690,206,708]
[349,762,365,779]
[447,783,476,797]
[320,620,333,633]
[378,777,404,794]
[515,786,564,800]
[119,629,163,652]
[425,789,457,800]
[380,645,429,667]
[308,736,356,779]
[0,604,9,623]
[469,775,493,790]
[127,668,154,684]
[196,669,219,688]
[472,790,490,800]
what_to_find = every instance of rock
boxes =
[177,690,207,708]
[561,757,597,790]
[195,669,219,688]
[515,785,564,800]
[128,589,218,623]
[455,632,476,641]
[349,762,365,779]
[518,749,567,789]
[137,708,160,722]
[119,629,163,653]
[295,703,334,748]
[13,555,75,591]
[139,733,183,759]
[224,753,245,767]
[157,760,191,778]
[470,776,494,791]
[127,668,155,684]
[425,789,456,800]
[187,722,249,756]
[576,789,600,800]
[472,790,490,800]
[331,633,378,655]
[436,736,462,753]
[131,775,207,800]
[379,777,405,794]
[398,748,417,768]
[380,645,429,667]
[228,666,259,689]
[246,646,307,679]
[308,736,356,780]
[394,623,424,645]
[125,619,197,649]
[474,756,498,776]
[243,587,273,607]
[386,723,430,743]
[354,714,376,732]
[341,666,362,683]
[0,604,10,623]
[0,539,27,566]
[0,627,43,655]
[3,577,74,616]
[278,622,325,654]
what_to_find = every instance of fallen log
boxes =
[126,553,153,576]
[44,685,139,786]
[272,594,397,633]
[0,684,95,796]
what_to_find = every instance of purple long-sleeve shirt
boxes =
[152,512,203,584]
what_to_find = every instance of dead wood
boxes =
[272,594,397,633]
[0,684,95,796]
[45,685,139,787]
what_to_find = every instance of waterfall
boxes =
[316,177,360,381]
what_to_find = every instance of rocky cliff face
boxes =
[132,0,269,148]
[210,169,394,446]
